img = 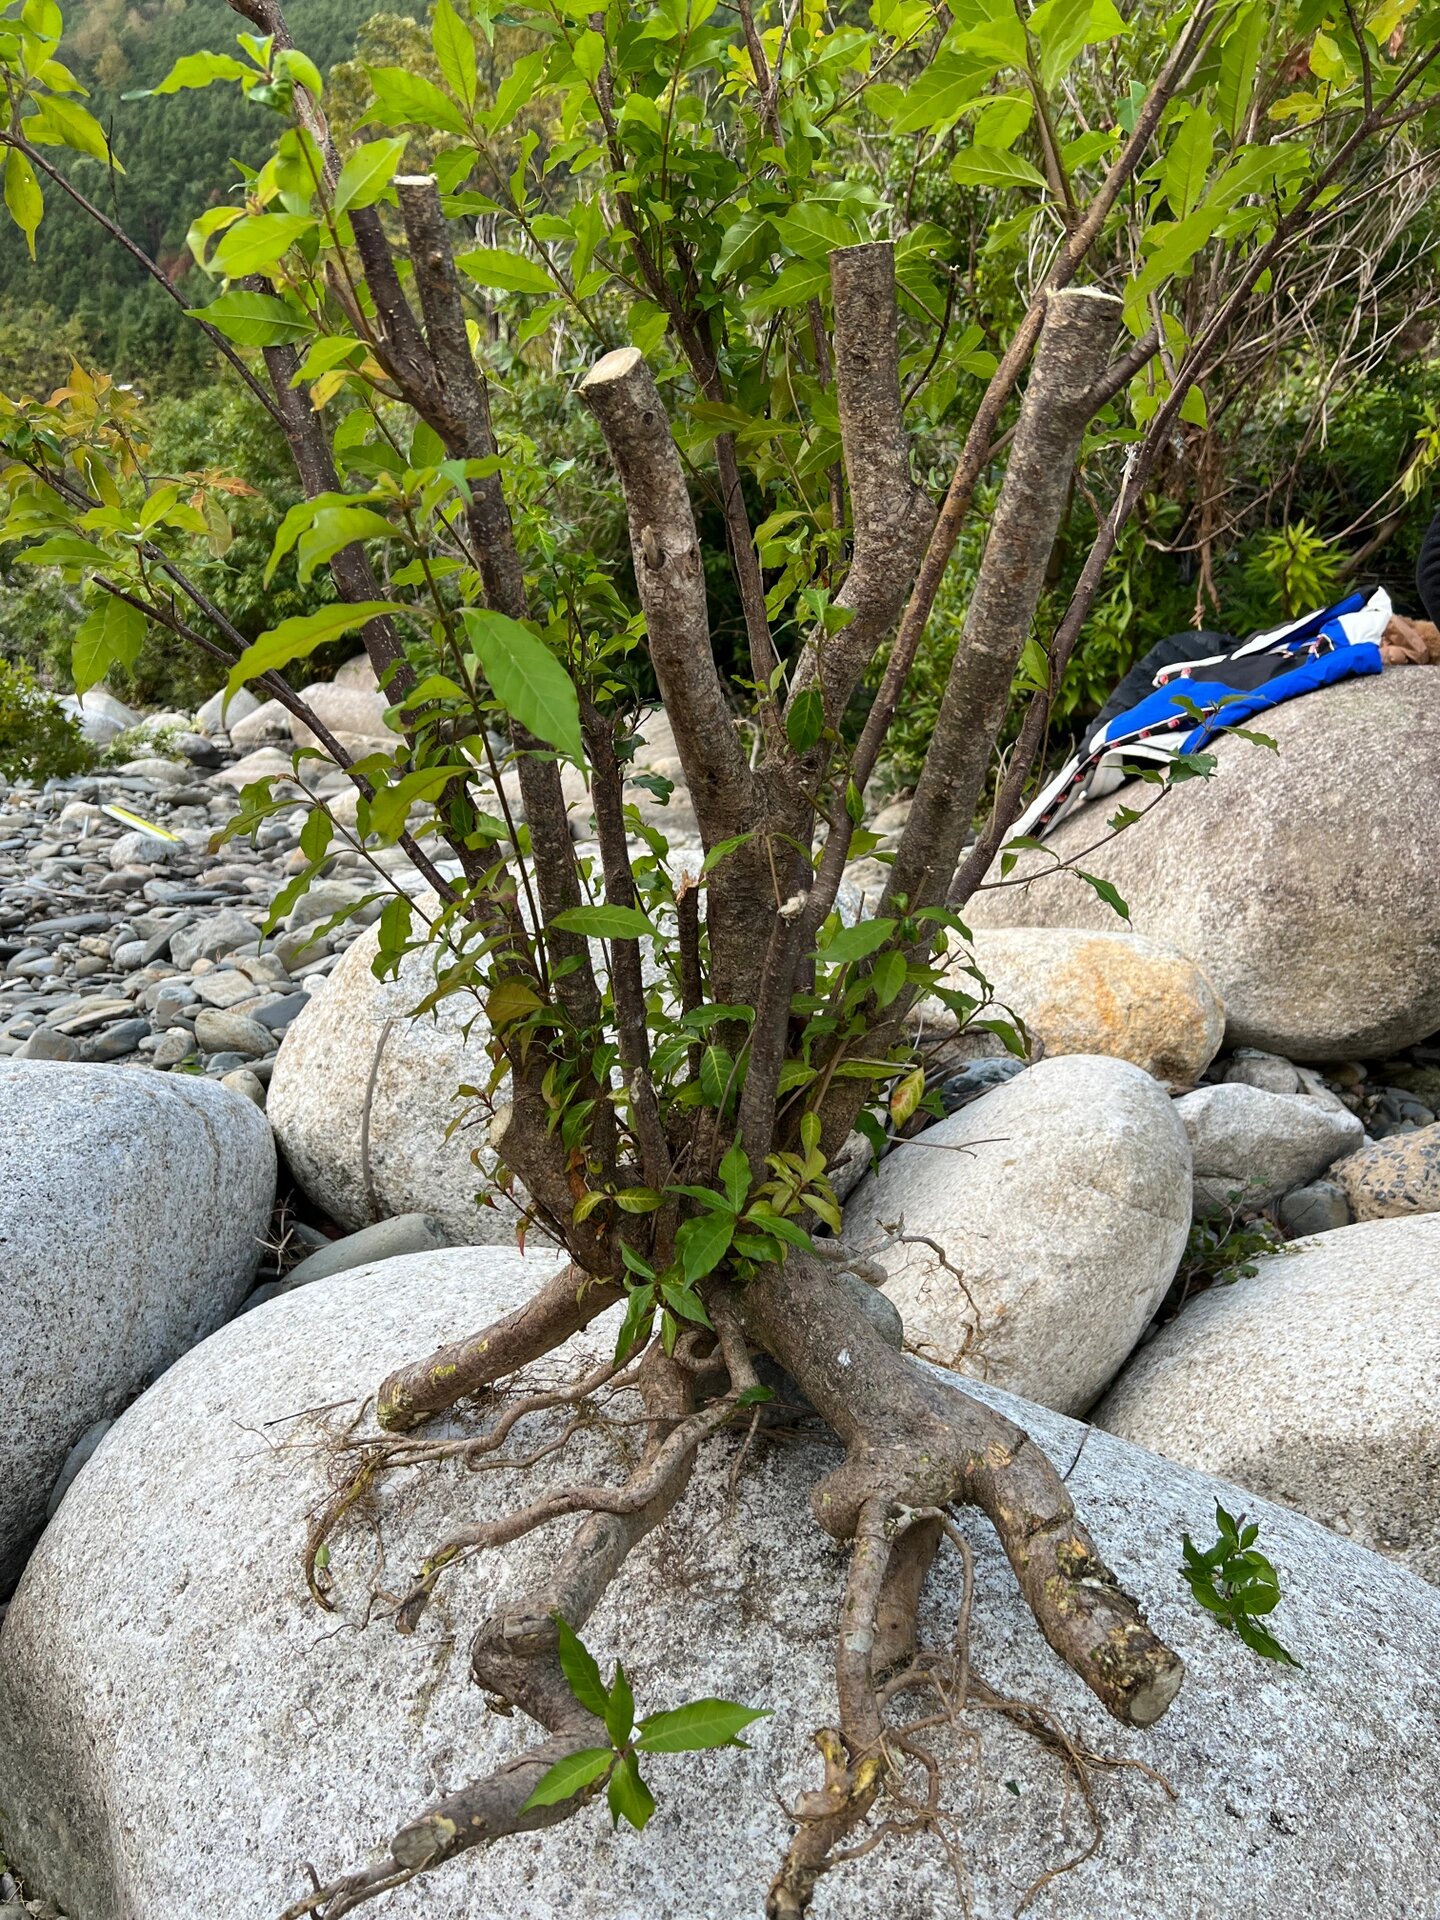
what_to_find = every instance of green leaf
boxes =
[455,245,555,296]
[551,904,652,940]
[14,533,109,570]
[366,765,464,840]
[1216,0,1266,141]
[520,1747,614,1812]
[211,213,315,279]
[636,1698,770,1752]
[606,1752,656,1832]
[1074,868,1129,922]
[25,95,118,168]
[1160,104,1214,220]
[226,601,401,696]
[719,1141,750,1212]
[362,65,467,135]
[604,1662,635,1749]
[462,609,583,760]
[699,1043,735,1108]
[432,0,478,111]
[949,146,1047,192]
[819,918,896,966]
[784,685,824,754]
[144,49,252,94]
[676,1208,735,1282]
[3,150,43,261]
[554,1615,610,1719]
[614,1282,656,1362]
[1028,0,1129,90]
[296,505,397,584]
[73,594,145,693]
[189,289,313,346]
[333,136,408,214]
[572,26,606,84]
[870,948,906,1009]
[887,53,991,135]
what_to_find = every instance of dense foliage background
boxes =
[2,0,1438,776]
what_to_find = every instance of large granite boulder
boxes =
[1094,1215,1440,1583]
[923,927,1225,1086]
[267,916,521,1243]
[967,671,1440,1059]
[3,1252,1439,1920]
[844,1055,1192,1413]
[0,1061,275,1593]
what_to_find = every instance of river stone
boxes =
[333,652,379,692]
[278,1211,454,1290]
[194,685,260,736]
[0,1060,275,1594]
[923,927,1224,1086]
[1094,1215,1440,1583]
[3,1251,1439,1920]
[209,746,299,790]
[170,907,259,972]
[967,672,1440,1059]
[1331,1123,1440,1221]
[289,682,393,748]
[844,1055,1192,1413]
[1174,1082,1363,1214]
[267,916,521,1242]
[228,699,293,749]
[193,1009,272,1058]
[1223,1048,1302,1095]
[1277,1179,1351,1237]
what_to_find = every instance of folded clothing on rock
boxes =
[1011,585,1394,845]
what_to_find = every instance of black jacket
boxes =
[1418,506,1440,623]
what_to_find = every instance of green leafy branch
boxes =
[521,1616,769,1830]
[1180,1503,1301,1667]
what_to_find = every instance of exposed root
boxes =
[375,1259,622,1432]
[282,1255,1182,1920]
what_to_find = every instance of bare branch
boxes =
[790,243,936,722]
[580,347,754,845]
[886,289,1122,914]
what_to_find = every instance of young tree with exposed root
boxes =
[1,0,1436,1910]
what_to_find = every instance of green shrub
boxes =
[0,659,95,782]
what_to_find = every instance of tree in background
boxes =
[0,0,1436,1912]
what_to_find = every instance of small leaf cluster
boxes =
[605,1134,831,1362]
[1180,1504,1300,1668]
[522,1616,769,1830]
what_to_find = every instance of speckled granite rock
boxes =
[1333,1123,1440,1221]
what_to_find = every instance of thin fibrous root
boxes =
[281,1348,716,1917]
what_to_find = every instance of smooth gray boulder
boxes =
[845,1055,1192,1413]
[0,1061,275,1594]
[268,918,523,1242]
[194,684,260,736]
[3,1251,1440,1920]
[1175,1081,1362,1214]
[228,698,293,749]
[278,1211,453,1290]
[1277,1179,1351,1237]
[967,671,1440,1059]
[1094,1216,1440,1583]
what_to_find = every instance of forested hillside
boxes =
[0,0,362,388]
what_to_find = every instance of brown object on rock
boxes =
[1379,615,1440,666]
